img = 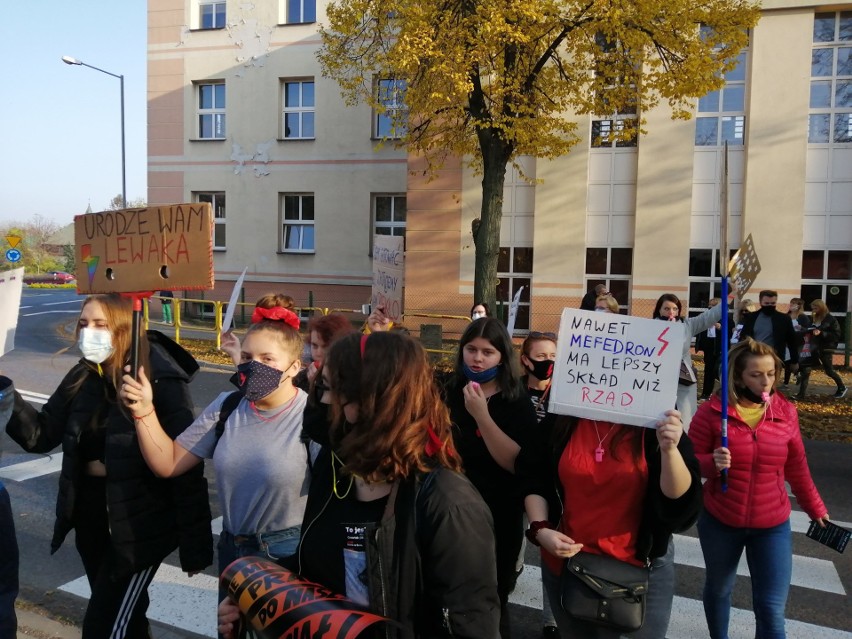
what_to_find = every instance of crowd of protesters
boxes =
[0,287,843,639]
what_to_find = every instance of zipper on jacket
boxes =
[373,527,391,639]
[442,607,453,634]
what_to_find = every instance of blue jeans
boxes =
[0,482,18,639]
[541,540,675,639]
[698,511,791,639]
[217,526,301,603]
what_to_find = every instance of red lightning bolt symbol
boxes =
[656,326,671,356]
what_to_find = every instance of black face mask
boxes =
[736,385,773,404]
[760,305,776,315]
[525,358,555,381]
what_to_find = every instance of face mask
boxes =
[594,307,608,313]
[471,312,486,320]
[736,385,773,404]
[463,362,500,384]
[78,328,114,364]
[760,304,775,315]
[237,360,286,402]
[789,305,799,313]
[525,358,555,381]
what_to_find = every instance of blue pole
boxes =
[720,276,729,492]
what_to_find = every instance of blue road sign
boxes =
[5,249,22,263]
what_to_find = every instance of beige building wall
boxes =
[147,0,407,309]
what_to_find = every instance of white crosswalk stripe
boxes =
[3,457,848,638]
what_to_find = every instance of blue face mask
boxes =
[463,362,500,384]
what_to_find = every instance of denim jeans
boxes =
[0,482,18,639]
[541,539,675,639]
[217,526,301,604]
[698,511,792,639]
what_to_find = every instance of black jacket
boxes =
[740,310,799,364]
[4,331,212,577]
[810,314,841,351]
[292,447,500,638]
[516,418,702,562]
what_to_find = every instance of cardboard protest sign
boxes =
[0,268,24,357]
[74,203,214,294]
[371,235,404,322]
[549,309,685,428]
[220,557,388,639]
[727,234,761,300]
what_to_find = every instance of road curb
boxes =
[15,604,79,639]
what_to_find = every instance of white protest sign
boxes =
[371,235,404,322]
[506,286,524,336]
[221,267,248,333]
[549,309,685,428]
[0,268,24,357]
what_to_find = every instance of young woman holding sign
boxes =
[690,338,829,639]
[516,405,701,638]
[443,317,538,638]
[4,294,211,639]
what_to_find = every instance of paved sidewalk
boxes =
[15,602,209,639]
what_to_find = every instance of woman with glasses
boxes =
[120,308,316,614]
[444,317,539,638]
[218,331,501,637]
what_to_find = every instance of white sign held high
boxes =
[549,309,685,428]
[0,268,24,358]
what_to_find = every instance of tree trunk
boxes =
[473,134,512,314]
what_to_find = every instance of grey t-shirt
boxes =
[754,313,774,346]
[177,389,314,535]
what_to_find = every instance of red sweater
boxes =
[690,394,827,529]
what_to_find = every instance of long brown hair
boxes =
[76,294,150,391]
[325,332,461,482]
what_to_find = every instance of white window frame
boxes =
[372,194,406,236]
[584,247,633,313]
[279,194,315,253]
[809,11,852,144]
[196,82,226,140]
[591,116,638,148]
[281,79,315,139]
[373,78,407,139]
[199,1,226,29]
[695,51,748,147]
[195,192,226,250]
[284,0,316,24]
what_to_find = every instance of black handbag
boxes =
[560,551,649,632]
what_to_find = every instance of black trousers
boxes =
[73,476,159,639]
[487,502,524,639]
[0,483,18,639]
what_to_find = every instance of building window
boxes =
[286,0,316,24]
[197,82,226,139]
[282,80,315,139]
[200,2,226,29]
[497,247,533,331]
[801,250,850,339]
[280,194,315,253]
[695,52,748,146]
[686,248,729,313]
[591,118,638,148]
[585,247,632,312]
[196,193,226,250]
[374,79,407,139]
[809,12,852,144]
[373,195,406,238]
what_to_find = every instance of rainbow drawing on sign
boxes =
[81,245,100,287]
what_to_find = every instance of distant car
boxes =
[23,271,77,285]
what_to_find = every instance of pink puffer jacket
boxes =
[690,393,827,529]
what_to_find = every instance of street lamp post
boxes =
[62,56,126,209]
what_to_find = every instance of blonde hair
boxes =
[595,294,619,313]
[810,299,830,323]
[726,338,782,405]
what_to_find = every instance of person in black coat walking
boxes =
[740,290,799,373]
[0,378,19,639]
[4,294,212,639]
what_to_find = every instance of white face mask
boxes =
[78,328,114,364]
[471,312,486,320]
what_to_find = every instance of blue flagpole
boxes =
[720,276,729,492]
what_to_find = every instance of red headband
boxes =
[360,333,369,358]
[251,306,300,330]
[425,425,445,457]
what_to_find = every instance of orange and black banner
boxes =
[220,557,389,638]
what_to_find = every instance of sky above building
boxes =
[0,2,147,226]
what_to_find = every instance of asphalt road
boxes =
[1,289,850,638]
